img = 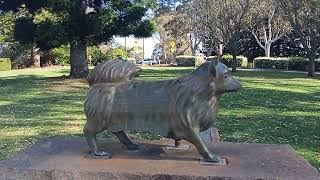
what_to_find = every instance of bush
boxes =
[254,57,288,69]
[195,56,205,67]
[51,45,70,66]
[1,43,34,69]
[105,48,126,61]
[89,47,127,66]
[89,46,107,66]
[0,42,16,58]
[176,56,195,66]
[254,57,320,71]
[176,56,205,67]
[288,57,308,71]
[207,55,248,68]
[0,58,11,71]
[11,49,32,69]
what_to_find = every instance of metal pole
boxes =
[143,38,145,60]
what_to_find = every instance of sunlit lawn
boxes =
[0,66,319,169]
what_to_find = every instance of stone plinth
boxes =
[0,137,319,180]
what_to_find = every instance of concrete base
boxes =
[199,158,227,166]
[0,136,319,180]
[165,143,190,150]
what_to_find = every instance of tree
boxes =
[164,7,191,57]
[54,0,156,78]
[279,0,320,77]
[185,1,203,56]
[128,40,143,61]
[0,11,17,59]
[194,0,253,72]
[0,11,15,42]
[248,0,291,57]
[0,0,47,68]
[54,0,155,78]
[3,0,155,77]
[272,31,307,57]
[153,1,198,63]
[153,8,175,62]
[151,43,163,64]
[166,2,203,56]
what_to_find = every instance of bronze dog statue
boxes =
[84,60,241,163]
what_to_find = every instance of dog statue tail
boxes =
[87,60,142,86]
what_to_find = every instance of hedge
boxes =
[207,55,248,68]
[253,57,320,71]
[0,58,11,71]
[176,56,205,67]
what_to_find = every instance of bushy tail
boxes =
[87,60,142,86]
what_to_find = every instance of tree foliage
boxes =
[0,12,16,42]
[279,0,320,77]
[248,0,291,57]
[1,0,156,77]
[193,0,253,71]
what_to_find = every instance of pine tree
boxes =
[1,0,155,78]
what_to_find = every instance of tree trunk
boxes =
[265,43,271,57]
[232,54,237,72]
[230,41,237,72]
[191,47,196,56]
[30,41,40,68]
[217,44,223,61]
[70,39,89,78]
[308,54,316,77]
[41,51,55,67]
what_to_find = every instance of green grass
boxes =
[0,66,319,169]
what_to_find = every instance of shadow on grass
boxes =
[218,83,320,168]
[0,74,87,133]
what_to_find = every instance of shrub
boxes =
[288,57,308,71]
[105,48,126,61]
[253,57,278,69]
[176,56,195,66]
[195,56,205,67]
[207,55,248,68]
[0,58,11,71]
[254,57,320,71]
[1,43,34,69]
[51,45,70,66]
[239,56,249,68]
[89,47,131,66]
[89,46,107,66]
[176,56,205,67]
[11,49,32,69]
[0,42,16,58]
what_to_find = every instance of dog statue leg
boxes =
[83,123,112,159]
[113,131,139,150]
[187,128,222,163]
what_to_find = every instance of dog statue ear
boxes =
[209,59,218,76]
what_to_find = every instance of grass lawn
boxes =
[0,66,319,169]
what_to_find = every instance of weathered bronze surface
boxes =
[84,60,241,162]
